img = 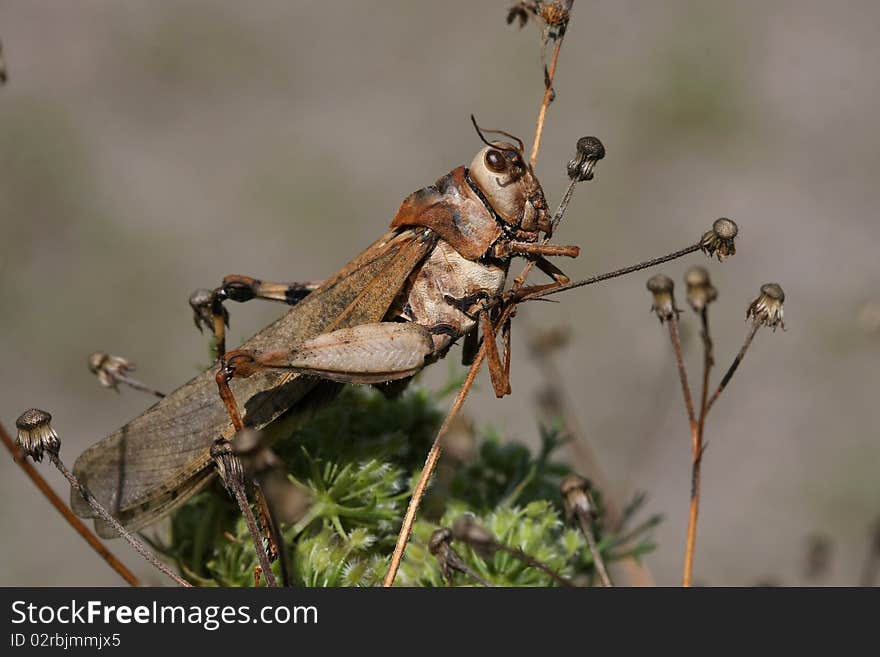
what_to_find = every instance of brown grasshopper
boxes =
[71,119,597,538]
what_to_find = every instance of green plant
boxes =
[158,380,657,587]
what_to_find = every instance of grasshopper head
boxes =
[468,118,551,235]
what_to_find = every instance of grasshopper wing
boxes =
[72,228,437,537]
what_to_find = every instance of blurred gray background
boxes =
[1,0,878,586]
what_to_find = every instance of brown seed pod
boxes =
[88,352,135,390]
[567,136,605,182]
[684,266,718,312]
[747,282,786,330]
[560,474,593,521]
[646,274,680,323]
[540,1,570,27]
[700,218,739,261]
[15,408,60,462]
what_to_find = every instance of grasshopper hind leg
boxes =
[213,322,437,431]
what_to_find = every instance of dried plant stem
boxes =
[383,346,486,587]
[117,375,165,399]
[705,321,761,414]
[530,0,576,169]
[666,315,702,587]
[572,508,613,587]
[0,421,141,587]
[50,453,190,587]
[667,317,696,427]
[231,485,277,587]
[697,308,714,431]
[494,543,574,587]
[254,486,291,587]
[458,564,494,587]
[519,243,703,301]
[530,34,564,168]
[682,308,714,588]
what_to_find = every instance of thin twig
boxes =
[50,453,190,587]
[253,484,292,587]
[382,347,486,587]
[530,1,575,168]
[494,543,574,587]
[683,307,714,588]
[666,314,702,587]
[0,421,141,587]
[697,308,714,431]
[530,36,564,168]
[572,507,613,587]
[521,243,704,302]
[116,375,165,399]
[681,449,703,588]
[231,485,278,587]
[705,321,760,414]
[667,316,696,427]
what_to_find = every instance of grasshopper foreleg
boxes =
[219,275,321,305]
[190,276,322,357]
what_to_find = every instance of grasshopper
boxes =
[71,120,594,538]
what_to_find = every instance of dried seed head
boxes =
[15,408,60,462]
[646,274,680,323]
[428,528,453,556]
[88,352,136,390]
[540,1,570,27]
[560,474,593,521]
[451,515,496,553]
[567,136,605,182]
[0,39,6,84]
[684,266,718,312]
[747,282,786,330]
[700,217,739,261]
[210,437,245,491]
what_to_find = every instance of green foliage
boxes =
[161,381,658,587]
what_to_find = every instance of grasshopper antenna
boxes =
[470,114,525,154]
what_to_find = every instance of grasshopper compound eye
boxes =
[485,148,508,173]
